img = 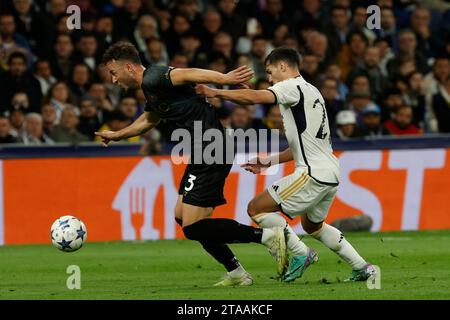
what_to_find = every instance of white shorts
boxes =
[267,170,338,223]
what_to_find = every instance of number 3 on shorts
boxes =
[185,174,197,192]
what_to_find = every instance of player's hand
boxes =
[95,130,119,147]
[223,65,254,85]
[241,156,272,174]
[195,84,217,98]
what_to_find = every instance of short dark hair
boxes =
[264,47,302,69]
[101,41,142,66]
[8,51,27,65]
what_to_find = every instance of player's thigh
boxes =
[181,203,214,227]
[303,186,338,233]
[174,195,183,221]
[268,170,312,218]
[247,190,280,217]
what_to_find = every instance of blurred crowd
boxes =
[0,0,450,153]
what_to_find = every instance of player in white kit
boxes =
[196,47,376,283]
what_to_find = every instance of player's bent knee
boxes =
[247,200,258,217]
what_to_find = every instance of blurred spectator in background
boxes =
[51,105,89,144]
[118,96,139,121]
[301,53,320,87]
[78,96,101,140]
[381,87,404,121]
[387,29,429,78]
[88,82,114,113]
[10,91,30,112]
[113,0,144,40]
[338,30,369,82]
[0,115,20,144]
[230,105,251,130]
[405,70,426,127]
[0,13,31,58]
[144,37,169,66]
[41,103,57,137]
[335,110,360,140]
[384,104,422,136]
[260,105,285,138]
[21,112,54,145]
[50,34,75,80]
[44,81,74,123]
[33,59,57,96]
[249,36,268,81]
[325,63,349,100]
[359,104,390,138]
[410,7,442,60]
[69,63,92,104]
[217,0,246,40]
[133,14,160,55]
[320,77,344,130]
[348,46,386,100]
[258,0,287,39]
[12,0,53,58]
[347,90,374,126]
[430,77,450,133]
[326,5,351,57]
[74,32,99,71]
[0,51,42,113]
[9,107,26,138]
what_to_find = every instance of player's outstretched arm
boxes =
[170,66,254,86]
[196,84,276,105]
[95,111,160,147]
[241,149,293,174]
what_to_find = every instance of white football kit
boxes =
[267,76,340,223]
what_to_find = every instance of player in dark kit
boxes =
[96,42,287,286]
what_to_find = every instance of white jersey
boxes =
[268,76,339,185]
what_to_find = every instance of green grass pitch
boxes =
[0,230,449,300]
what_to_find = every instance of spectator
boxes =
[301,53,321,87]
[212,32,234,65]
[170,52,189,68]
[249,36,269,81]
[320,77,344,130]
[258,0,287,39]
[305,31,331,71]
[405,71,426,127]
[51,105,90,144]
[9,107,26,138]
[21,112,54,145]
[0,115,20,144]
[44,81,74,123]
[260,105,285,138]
[384,105,422,136]
[360,104,390,138]
[338,30,369,81]
[78,96,101,140]
[386,29,429,78]
[410,7,442,59]
[217,0,246,40]
[348,46,387,99]
[50,34,75,80]
[34,59,57,96]
[41,103,57,137]
[230,105,251,130]
[325,63,349,100]
[200,10,222,53]
[0,51,42,113]
[347,90,374,126]
[326,5,352,57]
[163,14,191,57]
[0,13,31,58]
[133,15,160,55]
[75,33,99,71]
[431,77,450,133]
[12,0,53,58]
[10,91,30,112]
[180,32,203,67]
[69,63,92,104]
[113,0,145,40]
[88,82,114,113]
[96,14,115,53]
[118,96,139,121]
[335,110,360,140]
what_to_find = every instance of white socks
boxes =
[311,223,367,270]
[229,265,247,277]
[253,213,309,256]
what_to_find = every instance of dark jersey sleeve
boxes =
[142,65,174,91]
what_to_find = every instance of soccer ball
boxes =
[50,215,87,252]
